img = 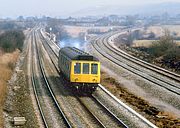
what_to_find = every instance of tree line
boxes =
[0,30,25,52]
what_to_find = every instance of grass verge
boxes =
[0,50,20,127]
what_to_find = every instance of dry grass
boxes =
[147,25,180,37]
[0,49,20,126]
[163,25,180,36]
[147,26,164,37]
[64,25,121,37]
[132,25,180,48]
[65,26,89,37]
[132,40,180,48]
[132,40,155,47]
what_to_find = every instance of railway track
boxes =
[96,84,158,128]
[39,29,127,127]
[38,28,157,128]
[91,33,180,95]
[91,95,128,127]
[105,36,180,91]
[107,32,180,82]
[107,33,180,82]
[38,29,109,127]
[30,30,72,128]
[30,31,48,128]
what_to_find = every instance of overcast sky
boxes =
[0,0,179,18]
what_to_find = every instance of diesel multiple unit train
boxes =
[58,47,100,93]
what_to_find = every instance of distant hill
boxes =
[70,2,180,17]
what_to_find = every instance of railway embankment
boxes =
[3,32,39,128]
[0,50,19,127]
[100,70,179,127]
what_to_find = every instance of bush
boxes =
[149,30,177,58]
[0,30,25,52]
[164,46,180,61]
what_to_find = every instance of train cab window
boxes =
[91,63,98,74]
[74,63,81,74]
[83,63,89,74]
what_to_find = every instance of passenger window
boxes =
[74,63,81,74]
[91,63,98,74]
[83,63,89,74]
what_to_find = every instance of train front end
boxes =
[70,61,100,84]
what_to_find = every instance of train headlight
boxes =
[92,79,97,82]
[75,78,78,82]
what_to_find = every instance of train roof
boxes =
[60,47,99,61]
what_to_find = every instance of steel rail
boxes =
[107,32,180,81]
[38,30,107,128]
[102,36,180,90]
[104,33,180,82]
[97,84,158,128]
[31,31,49,128]
[38,29,128,128]
[33,30,72,128]
[92,37,180,95]
[91,95,129,128]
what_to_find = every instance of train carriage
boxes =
[58,47,100,93]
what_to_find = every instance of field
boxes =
[64,25,123,37]
[146,26,164,37]
[147,25,180,36]
[132,40,155,47]
[133,25,180,47]
[0,50,19,126]
[162,25,180,36]
[132,40,180,48]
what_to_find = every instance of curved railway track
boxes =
[30,30,72,128]
[91,33,180,95]
[107,32,180,81]
[38,29,157,128]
